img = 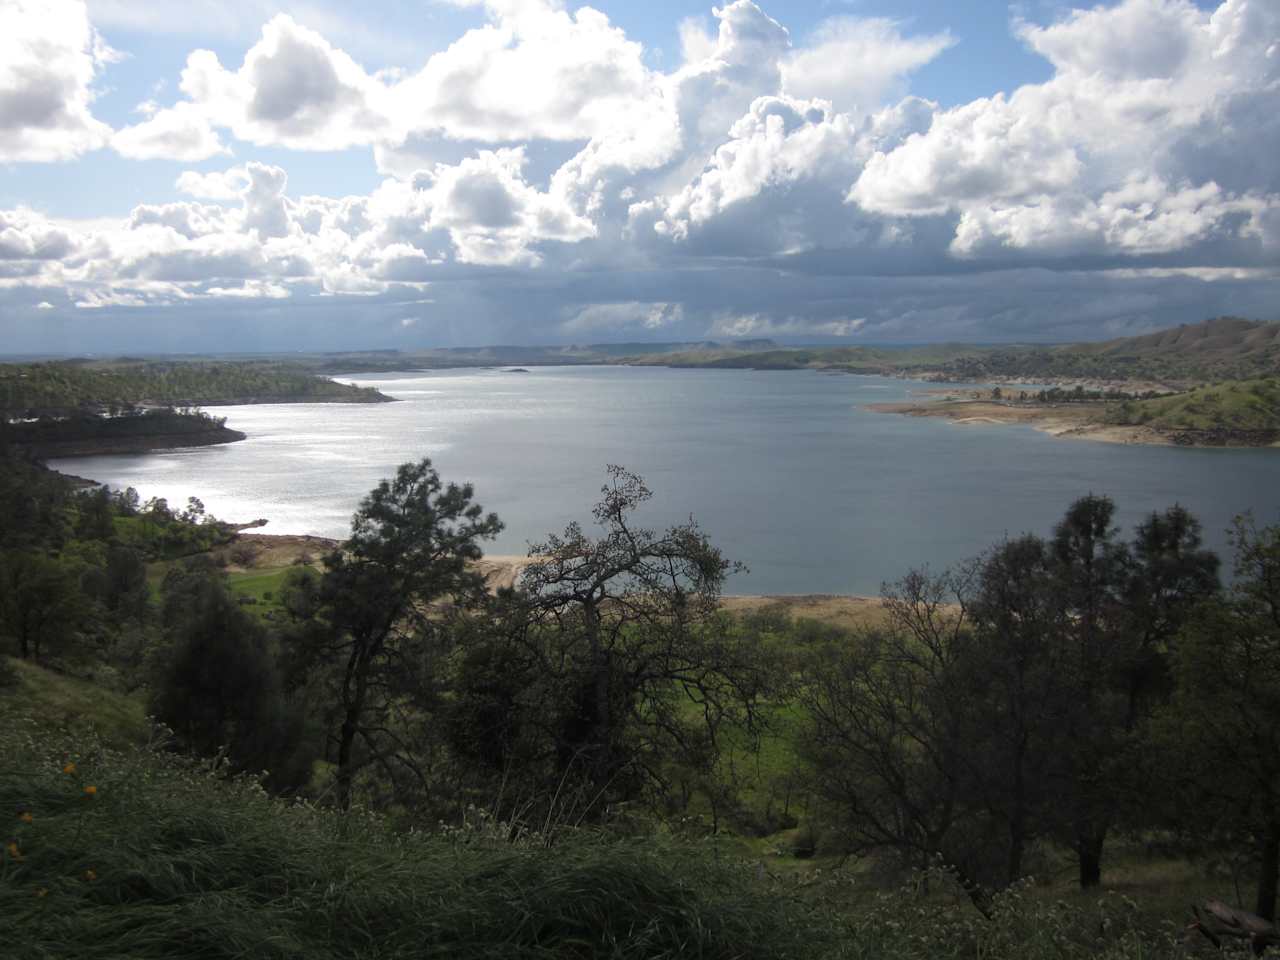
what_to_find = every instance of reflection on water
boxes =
[52,366,1280,595]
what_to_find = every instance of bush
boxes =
[0,727,855,960]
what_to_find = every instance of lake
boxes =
[51,366,1280,595]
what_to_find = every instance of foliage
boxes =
[798,497,1220,895]
[289,457,503,809]
[0,359,387,416]
[447,467,775,826]
[1151,516,1280,919]
[1105,377,1280,434]
[150,570,310,793]
[0,727,844,960]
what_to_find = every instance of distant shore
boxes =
[868,396,1280,448]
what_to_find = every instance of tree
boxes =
[0,552,88,661]
[467,466,768,820]
[151,570,308,792]
[1154,518,1280,919]
[798,568,990,891]
[297,458,502,810]
[799,497,1220,895]
[1045,497,1218,887]
[800,555,1067,901]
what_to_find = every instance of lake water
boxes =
[51,366,1280,595]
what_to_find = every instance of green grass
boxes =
[0,658,1229,960]
[1107,377,1280,432]
[0,657,149,750]
[227,566,291,604]
[0,728,850,960]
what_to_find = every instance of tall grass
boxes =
[0,722,848,959]
[1,710,1211,959]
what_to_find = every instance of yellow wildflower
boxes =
[6,840,22,861]
[62,762,76,775]
[35,887,48,898]
[83,869,96,882]
[83,785,97,798]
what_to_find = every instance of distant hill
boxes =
[934,317,1280,384]
[310,340,782,372]
[0,360,391,415]
[625,317,1280,385]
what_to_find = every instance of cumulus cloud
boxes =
[0,0,115,162]
[655,96,854,233]
[0,209,79,261]
[782,17,953,116]
[847,0,1280,261]
[115,0,659,160]
[113,100,229,160]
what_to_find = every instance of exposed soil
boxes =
[867,400,1183,446]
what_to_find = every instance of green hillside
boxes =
[0,360,390,416]
[0,656,149,749]
[1106,377,1280,434]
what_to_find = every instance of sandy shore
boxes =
[237,538,885,627]
[867,400,1176,446]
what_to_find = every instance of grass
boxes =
[0,657,1235,960]
[0,726,849,960]
[227,566,292,604]
[0,656,148,750]
[1107,377,1280,433]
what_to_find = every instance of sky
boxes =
[0,0,1277,354]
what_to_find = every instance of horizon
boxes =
[4,313,1277,364]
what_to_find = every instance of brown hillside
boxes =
[1070,317,1280,359]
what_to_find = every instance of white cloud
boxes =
[169,15,394,151]
[0,0,115,162]
[563,300,683,333]
[176,167,251,200]
[120,1,660,160]
[418,148,596,265]
[394,0,653,143]
[113,101,229,160]
[846,0,1280,259]
[0,209,79,260]
[782,17,953,117]
[654,95,858,241]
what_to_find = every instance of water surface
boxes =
[52,366,1280,595]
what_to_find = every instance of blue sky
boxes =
[1,0,1276,353]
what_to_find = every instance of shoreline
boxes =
[866,399,1280,448]
[233,539,887,623]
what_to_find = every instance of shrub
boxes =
[0,727,855,960]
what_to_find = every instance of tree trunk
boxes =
[336,709,358,811]
[584,599,613,788]
[336,645,369,811]
[1078,829,1105,888]
[1256,821,1280,922]
[1008,820,1026,885]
